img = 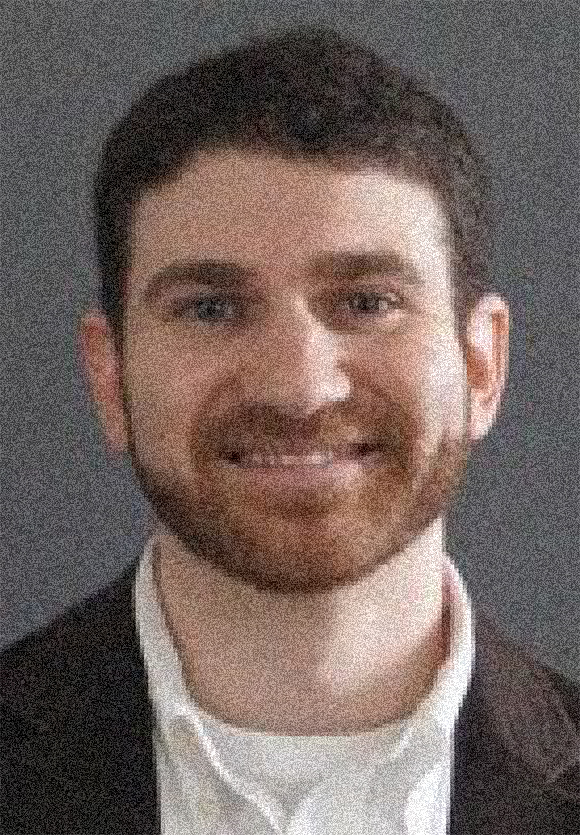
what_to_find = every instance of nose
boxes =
[236,299,351,420]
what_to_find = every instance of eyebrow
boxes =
[141,249,424,305]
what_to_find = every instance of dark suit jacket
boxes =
[2,557,579,835]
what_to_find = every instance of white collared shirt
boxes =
[134,536,475,834]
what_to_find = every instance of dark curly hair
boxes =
[93,25,494,359]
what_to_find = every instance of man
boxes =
[2,25,578,835]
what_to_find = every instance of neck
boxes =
[153,518,450,736]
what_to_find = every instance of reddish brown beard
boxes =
[123,374,474,594]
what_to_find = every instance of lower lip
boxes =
[216,451,385,493]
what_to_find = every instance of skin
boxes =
[79,149,509,735]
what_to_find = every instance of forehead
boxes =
[129,149,452,297]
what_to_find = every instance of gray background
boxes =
[2,1,579,682]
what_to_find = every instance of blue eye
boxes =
[346,291,400,314]
[170,291,402,324]
[173,296,237,323]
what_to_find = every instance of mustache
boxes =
[208,406,419,469]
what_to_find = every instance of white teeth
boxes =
[236,452,337,468]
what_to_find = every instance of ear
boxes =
[464,294,510,442]
[77,311,128,456]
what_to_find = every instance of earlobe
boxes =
[465,295,510,442]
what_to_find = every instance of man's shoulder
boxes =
[1,560,159,835]
[474,611,580,725]
[1,559,141,728]
[455,610,580,821]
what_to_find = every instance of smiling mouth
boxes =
[222,443,384,468]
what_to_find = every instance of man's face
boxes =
[116,150,476,594]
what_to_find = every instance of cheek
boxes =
[125,356,193,450]
[399,330,466,433]
[423,343,467,431]
[126,351,227,471]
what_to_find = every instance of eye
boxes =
[340,291,402,315]
[170,295,240,323]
